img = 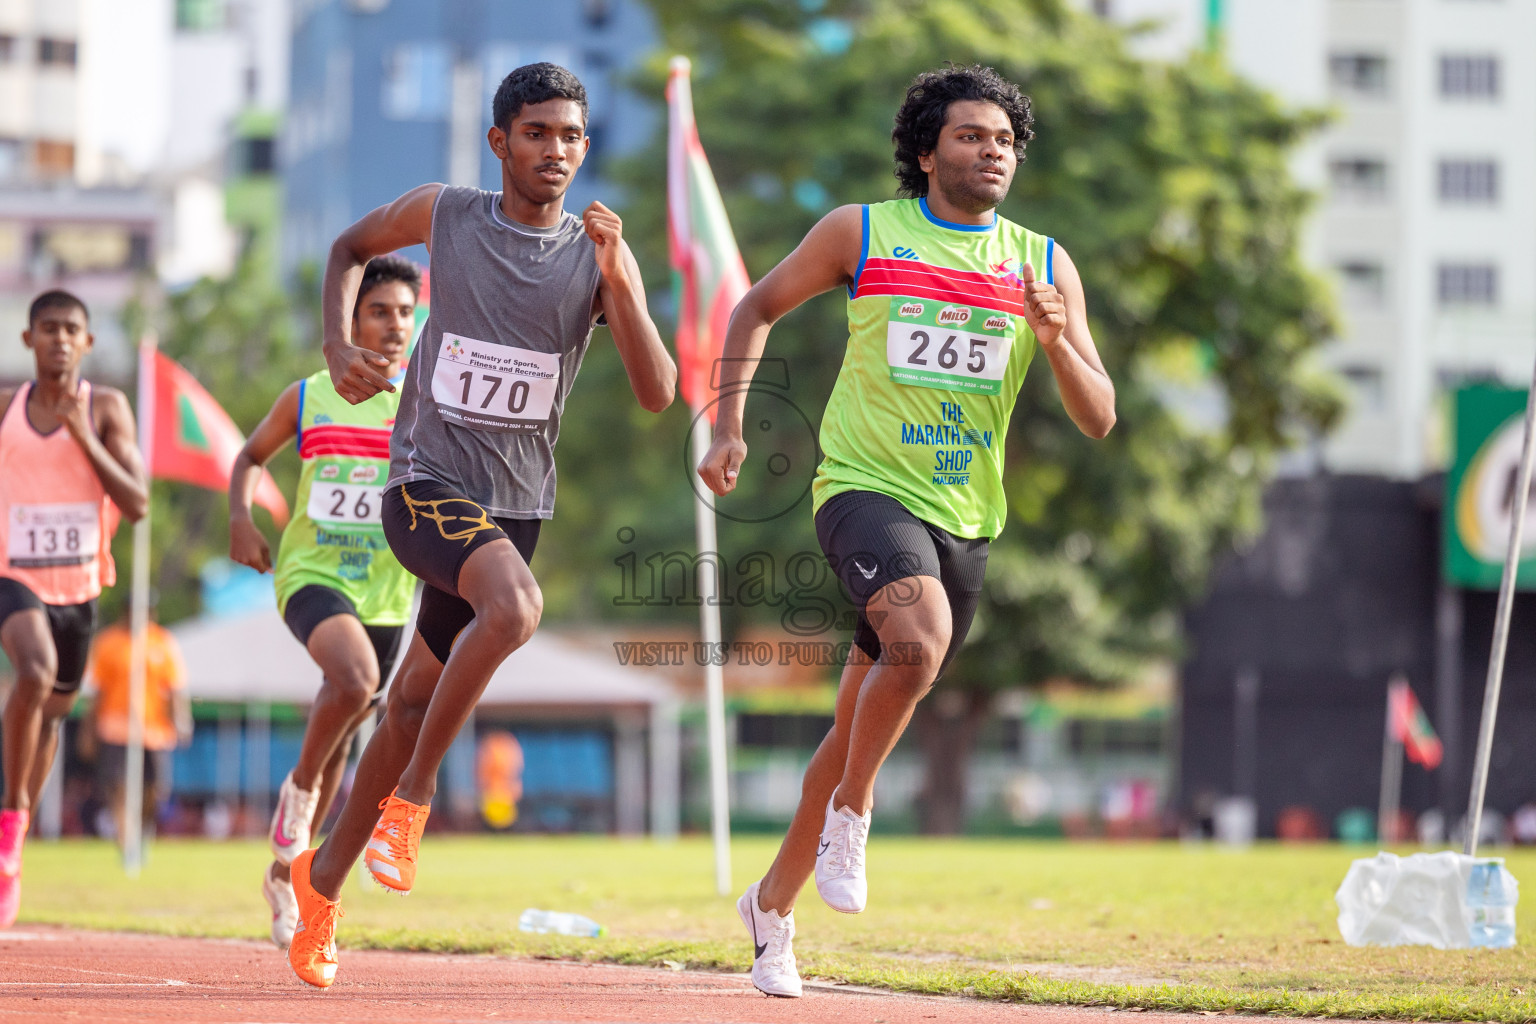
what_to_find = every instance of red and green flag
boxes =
[1389,678,1443,769]
[667,55,751,418]
[137,340,289,525]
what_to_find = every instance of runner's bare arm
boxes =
[1023,246,1115,439]
[323,183,442,404]
[76,387,149,522]
[228,382,301,574]
[586,202,676,412]
[696,204,863,497]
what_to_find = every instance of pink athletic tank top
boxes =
[0,382,119,604]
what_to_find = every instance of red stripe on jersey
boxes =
[855,257,1026,315]
[300,424,391,460]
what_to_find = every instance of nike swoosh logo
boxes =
[852,560,877,580]
[817,839,830,857]
[747,901,767,960]
[272,807,296,848]
[754,940,768,959]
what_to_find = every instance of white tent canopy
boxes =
[170,609,681,836]
[173,609,676,708]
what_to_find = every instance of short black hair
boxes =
[891,64,1036,198]
[491,62,588,134]
[356,254,422,313]
[28,289,89,327]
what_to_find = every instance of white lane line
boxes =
[0,980,189,987]
[0,957,192,986]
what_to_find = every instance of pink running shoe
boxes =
[0,809,29,929]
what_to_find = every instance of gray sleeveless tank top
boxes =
[388,185,603,517]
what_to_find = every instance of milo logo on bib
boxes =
[885,297,1014,397]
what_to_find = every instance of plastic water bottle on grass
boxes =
[518,908,605,937]
[1467,860,1517,949]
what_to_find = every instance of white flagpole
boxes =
[1377,677,1404,844]
[1464,362,1536,858]
[122,335,156,876]
[690,413,731,896]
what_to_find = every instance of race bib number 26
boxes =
[886,298,1013,396]
[431,333,560,433]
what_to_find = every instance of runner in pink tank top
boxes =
[0,291,147,929]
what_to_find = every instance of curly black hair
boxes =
[891,64,1035,198]
[357,253,422,308]
[492,62,588,133]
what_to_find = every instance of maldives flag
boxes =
[137,340,289,525]
[1390,678,1443,769]
[667,56,751,417]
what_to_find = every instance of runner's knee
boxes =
[9,650,57,704]
[474,582,542,652]
[319,662,379,714]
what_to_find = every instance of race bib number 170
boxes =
[885,298,1013,396]
[431,333,561,433]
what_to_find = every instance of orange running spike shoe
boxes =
[363,790,430,894]
[287,848,343,989]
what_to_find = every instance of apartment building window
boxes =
[1338,261,1386,306]
[175,0,226,30]
[1329,54,1389,96]
[1341,365,1386,413]
[583,0,613,27]
[1438,263,1498,306]
[1440,55,1499,98]
[1329,158,1388,200]
[33,140,74,177]
[1439,160,1498,203]
[381,43,451,120]
[37,39,78,68]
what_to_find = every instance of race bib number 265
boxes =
[885,298,1013,396]
[431,333,560,433]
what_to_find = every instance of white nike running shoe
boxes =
[736,880,801,998]
[262,860,299,949]
[268,771,321,866]
[814,796,871,914]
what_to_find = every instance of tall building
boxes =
[0,0,83,182]
[282,0,656,271]
[1090,0,1536,479]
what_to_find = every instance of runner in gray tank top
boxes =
[284,63,676,991]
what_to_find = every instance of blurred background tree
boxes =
[558,0,1344,831]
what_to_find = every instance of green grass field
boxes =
[17,836,1536,1020]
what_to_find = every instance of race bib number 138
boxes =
[431,333,560,433]
[885,298,1013,396]
[8,502,99,568]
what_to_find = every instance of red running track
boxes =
[0,926,1207,1024]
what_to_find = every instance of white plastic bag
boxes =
[1336,851,1517,949]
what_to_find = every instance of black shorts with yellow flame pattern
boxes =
[381,479,540,664]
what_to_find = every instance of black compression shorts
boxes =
[814,490,989,682]
[0,577,97,694]
[381,479,540,664]
[281,583,404,697]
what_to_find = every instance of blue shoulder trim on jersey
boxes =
[918,197,996,233]
[295,378,307,451]
[1045,237,1055,285]
[848,205,870,299]
[388,366,408,386]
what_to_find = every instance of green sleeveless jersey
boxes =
[811,198,1054,539]
[274,369,414,624]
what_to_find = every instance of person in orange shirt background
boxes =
[80,616,192,854]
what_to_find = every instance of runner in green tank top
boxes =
[697,66,1118,998]
[227,255,420,949]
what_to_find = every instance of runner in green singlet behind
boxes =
[227,254,420,949]
[697,65,1118,998]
